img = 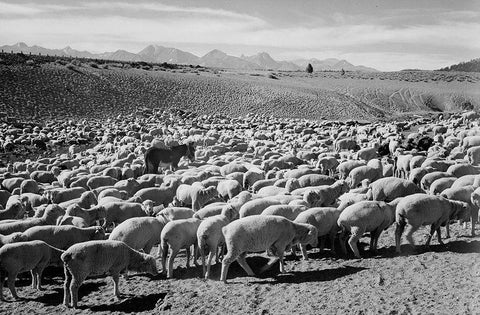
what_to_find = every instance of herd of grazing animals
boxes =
[0,109,479,308]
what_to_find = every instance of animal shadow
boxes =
[89,292,167,312]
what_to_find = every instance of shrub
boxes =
[89,62,99,68]
[306,63,313,73]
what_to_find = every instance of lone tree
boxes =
[306,63,313,73]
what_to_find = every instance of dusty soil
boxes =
[1,53,479,124]
[0,223,478,314]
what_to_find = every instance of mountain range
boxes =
[0,42,378,72]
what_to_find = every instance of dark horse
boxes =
[144,143,196,174]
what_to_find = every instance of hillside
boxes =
[0,52,479,124]
[439,58,480,72]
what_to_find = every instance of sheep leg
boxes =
[193,243,199,267]
[348,227,364,258]
[370,228,382,254]
[471,215,476,237]
[259,257,280,274]
[0,271,5,301]
[185,246,191,268]
[161,244,168,274]
[167,248,179,279]
[205,251,215,279]
[395,221,406,253]
[318,236,326,253]
[7,272,19,300]
[300,244,308,260]
[31,270,37,289]
[70,277,83,309]
[435,227,444,245]
[63,266,72,307]
[328,230,337,255]
[111,273,122,298]
[200,248,207,278]
[405,225,418,250]
[236,253,255,276]
[220,249,238,283]
[338,230,348,256]
[445,221,451,239]
[425,224,436,247]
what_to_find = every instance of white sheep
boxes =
[108,215,169,257]
[216,179,243,200]
[220,215,318,282]
[294,207,342,259]
[337,200,398,258]
[441,186,477,237]
[175,184,218,211]
[197,205,238,279]
[0,204,65,235]
[285,174,335,193]
[420,171,450,191]
[366,177,424,202]
[302,180,349,207]
[0,232,28,247]
[62,240,158,308]
[347,159,383,188]
[260,204,306,221]
[101,201,150,230]
[0,240,63,300]
[336,160,366,180]
[395,194,469,253]
[22,225,105,250]
[428,177,457,195]
[160,217,202,278]
[238,198,282,218]
[59,204,107,228]
[157,206,195,221]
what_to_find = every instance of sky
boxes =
[0,0,479,71]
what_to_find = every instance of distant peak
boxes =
[16,42,28,47]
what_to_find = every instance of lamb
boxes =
[0,232,28,247]
[256,185,288,196]
[251,179,277,193]
[101,201,150,230]
[174,184,217,210]
[20,192,49,208]
[302,180,349,207]
[193,203,228,220]
[441,186,477,236]
[366,177,424,202]
[285,174,335,193]
[420,171,450,191]
[395,154,414,179]
[160,218,202,278]
[59,204,107,227]
[294,207,342,258]
[0,196,28,220]
[337,200,398,258]
[395,194,470,253]
[261,204,306,220]
[133,184,178,207]
[108,215,169,256]
[429,177,457,195]
[336,160,366,180]
[0,204,65,235]
[0,240,63,300]
[86,175,118,190]
[220,215,318,282]
[62,240,158,308]
[216,179,242,201]
[409,166,434,186]
[58,191,98,209]
[243,169,265,189]
[347,160,383,188]
[238,198,282,218]
[22,225,105,249]
[19,179,39,194]
[197,205,238,279]
[157,207,195,220]
[447,164,480,178]
[315,156,339,176]
[45,187,86,204]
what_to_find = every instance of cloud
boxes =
[0,1,478,70]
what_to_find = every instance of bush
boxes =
[306,63,313,73]
[66,63,75,70]
[89,62,99,68]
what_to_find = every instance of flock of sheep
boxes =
[0,108,479,309]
